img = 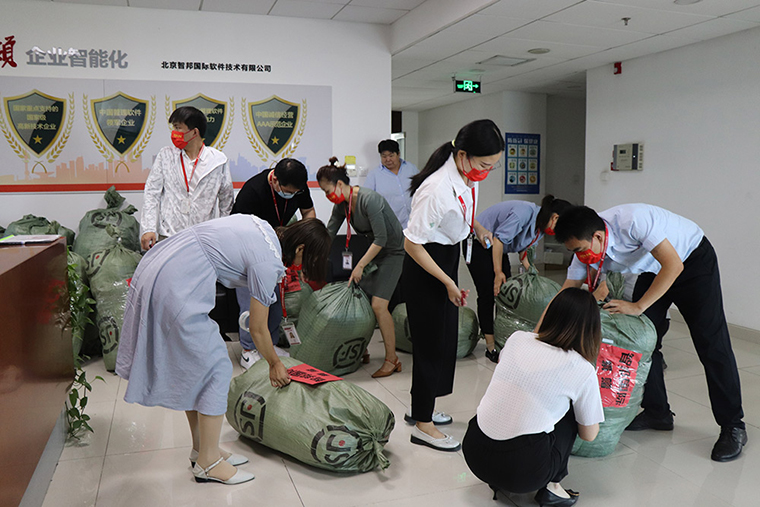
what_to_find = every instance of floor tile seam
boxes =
[282,459,307,507]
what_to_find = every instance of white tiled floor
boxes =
[42,266,760,507]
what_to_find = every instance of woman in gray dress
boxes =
[116,215,330,485]
[317,157,405,378]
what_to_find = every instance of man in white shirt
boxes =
[140,106,233,250]
[555,204,746,462]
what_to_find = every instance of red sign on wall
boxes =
[596,343,642,408]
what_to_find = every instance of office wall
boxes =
[585,26,760,330]
[0,0,391,229]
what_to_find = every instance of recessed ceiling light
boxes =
[528,48,550,55]
[674,0,702,5]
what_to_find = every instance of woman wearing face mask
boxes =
[402,119,504,452]
[466,195,572,362]
[462,288,603,506]
[116,216,331,485]
[316,157,405,378]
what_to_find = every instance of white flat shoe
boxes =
[192,457,255,485]
[410,426,461,452]
[189,449,249,467]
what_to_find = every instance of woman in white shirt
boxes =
[402,119,504,452]
[462,288,604,506]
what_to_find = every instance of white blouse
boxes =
[476,331,604,441]
[403,155,478,246]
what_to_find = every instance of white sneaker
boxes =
[404,408,453,426]
[273,346,290,358]
[240,349,262,371]
[410,426,461,452]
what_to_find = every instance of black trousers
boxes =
[403,243,460,422]
[635,237,744,428]
[462,409,577,494]
[462,239,510,335]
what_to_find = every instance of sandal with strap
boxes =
[371,358,402,378]
[192,456,255,485]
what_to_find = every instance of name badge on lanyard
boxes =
[342,188,354,270]
[459,187,476,265]
[279,281,301,344]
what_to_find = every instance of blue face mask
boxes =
[277,189,296,199]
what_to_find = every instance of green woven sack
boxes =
[74,186,140,262]
[5,214,75,246]
[290,282,376,376]
[85,226,142,371]
[493,251,560,350]
[390,304,480,359]
[227,356,394,473]
[572,273,657,457]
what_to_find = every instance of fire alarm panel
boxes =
[612,143,643,171]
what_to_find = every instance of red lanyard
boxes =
[344,187,354,250]
[586,225,609,292]
[180,146,203,194]
[520,230,541,262]
[268,170,287,226]
[457,187,476,234]
[279,279,287,319]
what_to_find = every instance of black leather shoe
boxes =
[711,427,747,462]
[534,487,578,506]
[625,410,674,431]
[485,347,499,363]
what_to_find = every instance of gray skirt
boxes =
[359,251,404,301]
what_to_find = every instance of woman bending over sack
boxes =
[317,157,405,378]
[462,288,603,506]
[465,195,572,362]
[403,119,504,452]
[116,215,330,485]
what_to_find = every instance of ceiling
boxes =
[35,0,760,111]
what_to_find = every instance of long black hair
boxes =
[537,288,601,363]
[409,119,504,196]
[535,195,573,230]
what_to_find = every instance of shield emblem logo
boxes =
[172,94,227,147]
[249,95,299,157]
[3,90,65,157]
[91,92,148,156]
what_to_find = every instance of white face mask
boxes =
[277,189,296,199]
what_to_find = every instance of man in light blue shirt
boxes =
[555,204,746,463]
[364,139,418,228]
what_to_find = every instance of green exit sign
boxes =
[454,80,481,93]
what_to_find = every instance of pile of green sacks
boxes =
[5,214,75,245]
[289,282,376,376]
[85,226,142,371]
[391,304,480,358]
[227,356,394,472]
[572,272,657,457]
[493,250,560,350]
[73,186,140,259]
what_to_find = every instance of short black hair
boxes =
[273,158,308,190]
[378,139,400,154]
[554,206,606,243]
[169,106,207,138]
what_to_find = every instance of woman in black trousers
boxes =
[402,119,504,452]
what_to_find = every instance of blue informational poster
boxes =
[504,132,540,194]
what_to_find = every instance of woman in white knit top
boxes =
[462,288,604,507]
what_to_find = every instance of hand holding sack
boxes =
[227,356,395,473]
[493,249,561,350]
[572,272,657,457]
[289,282,376,376]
